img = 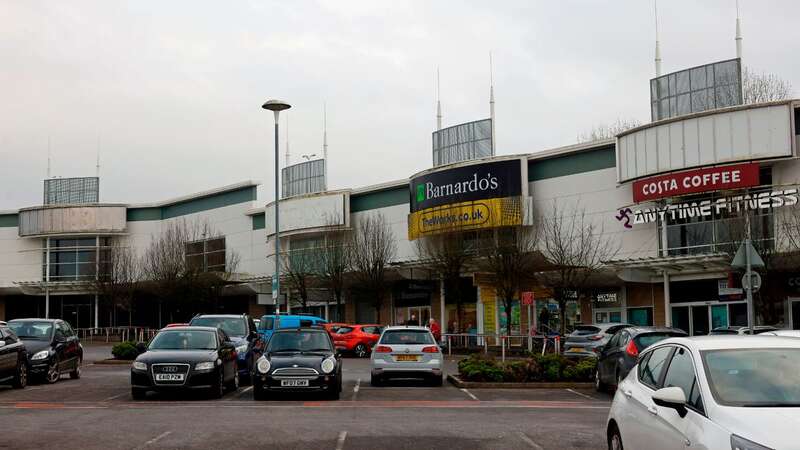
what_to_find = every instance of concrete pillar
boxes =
[663,272,671,327]
[94,293,99,329]
[439,279,446,331]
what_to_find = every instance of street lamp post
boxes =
[262,99,291,314]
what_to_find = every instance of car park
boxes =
[596,326,686,392]
[370,326,442,386]
[564,323,631,358]
[607,336,800,450]
[131,326,239,399]
[0,323,28,389]
[708,325,780,335]
[8,319,82,384]
[257,314,327,342]
[333,324,383,357]
[252,327,342,400]
[188,314,262,383]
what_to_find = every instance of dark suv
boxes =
[188,314,262,383]
[0,324,28,388]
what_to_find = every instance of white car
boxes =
[370,326,443,386]
[606,336,800,450]
[760,329,800,338]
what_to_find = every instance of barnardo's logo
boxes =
[420,173,499,202]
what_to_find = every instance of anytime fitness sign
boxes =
[632,163,760,203]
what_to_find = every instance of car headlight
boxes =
[236,344,248,354]
[321,357,336,374]
[195,361,215,371]
[731,435,772,450]
[31,350,49,361]
[256,356,271,374]
[132,361,147,371]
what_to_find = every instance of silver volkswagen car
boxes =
[370,326,443,386]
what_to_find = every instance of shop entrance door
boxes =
[792,300,800,330]
[400,306,430,326]
[691,305,710,335]
[672,303,732,335]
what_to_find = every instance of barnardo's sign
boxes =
[408,159,524,239]
[628,188,798,225]
[632,163,760,203]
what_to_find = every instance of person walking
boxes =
[428,318,441,342]
[406,314,419,326]
[538,307,550,335]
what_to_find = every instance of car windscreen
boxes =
[380,330,434,345]
[259,318,275,331]
[702,348,800,407]
[149,330,217,350]
[190,317,247,338]
[634,333,682,350]
[8,321,53,340]
[336,327,354,334]
[571,326,600,336]
[267,331,332,352]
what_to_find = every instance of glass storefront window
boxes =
[43,236,110,282]
[628,307,653,326]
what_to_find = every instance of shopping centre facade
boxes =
[2,85,800,335]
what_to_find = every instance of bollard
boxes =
[448,336,452,356]
[501,336,506,362]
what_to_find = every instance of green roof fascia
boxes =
[127,185,257,221]
[0,214,19,228]
[528,145,616,182]
[350,186,409,213]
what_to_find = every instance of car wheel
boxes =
[131,387,147,400]
[209,369,224,399]
[328,384,341,400]
[608,425,624,450]
[45,357,60,384]
[370,373,383,387]
[354,344,368,358]
[70,358,81,379]
[595,369,607,392]
[253,382,269,401]
[431,375,443,387]
[12,361,27,389]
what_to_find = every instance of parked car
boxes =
[188,314,262,383]
[760,329,800,337]
[563,323,631,358]
[333,324,383,358]
[164,323,189,328]
[370,326,442,386]
[252,327,342,401]
[595,326,686,392]
[709,325,780,335]
[0,323,28,388]
[7,319,82,384]
[607,336,800,450]
[322,322,348,336]
[131,326,239,399]
[258,314,327,342]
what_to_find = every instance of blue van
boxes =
[258,314,327,342]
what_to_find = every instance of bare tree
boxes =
[318,214,351,321]
[479,227,540,336]
[94,243,141,326]
[349,213,396,324]
[283,241,318,310]
[577,118,641,143]
[416,232,472,331]
[538,201,619,335]
[743,67,792,104]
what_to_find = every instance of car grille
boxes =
[151,363,190,386]
[271,367,319,378]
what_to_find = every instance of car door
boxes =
[218,329,235,381]
[599,331,622,384]
[612,330,632,384]
[619,345,678,450]
[53,323,68,370]
[62,321,79,368]
[659,345,713,449]
[0,328,12,376]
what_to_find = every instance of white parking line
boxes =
[351,379,361,401]
[237,386,254,398]
[334,431,347,450]
[137,431,172,449]
[103,392,127,401]
[460,388,479,401]
[565,388,595,400]
[517,431,544,450]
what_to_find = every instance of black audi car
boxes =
[7,318,82,384]
[0,323,28,389]
[131,326,239,399]
[253,327,342,401]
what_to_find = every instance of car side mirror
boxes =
[0,341,5,348]
[652,387,688,418]
[136,342,147,354]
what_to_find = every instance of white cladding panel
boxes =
[265,192,348,236]
[18,205,126,237]
[0,227,42,285]
[618,103,794,182]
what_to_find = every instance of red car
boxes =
[322,322,348,337]
[333,325,383,358]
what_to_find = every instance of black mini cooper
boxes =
[253,327,342,401]
[131,326,239,399]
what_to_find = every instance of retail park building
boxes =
[2,60,800,336]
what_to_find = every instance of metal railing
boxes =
[75,326,159,343]
[441,333,563,362]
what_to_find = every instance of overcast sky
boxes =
[1,0,798,209]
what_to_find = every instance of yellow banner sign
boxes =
[407,196,522,240]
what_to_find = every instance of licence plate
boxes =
[281,379,309,387]
[395,355,420,362]
[155,373,184,381]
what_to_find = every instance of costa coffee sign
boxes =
[632,163,760,203]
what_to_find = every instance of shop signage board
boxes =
[408,159,524,239]
[632,163,760,203]
[521,291,534,305]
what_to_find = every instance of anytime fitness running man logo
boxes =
[616,208,632,229]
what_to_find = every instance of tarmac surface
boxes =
[0,343,613,450]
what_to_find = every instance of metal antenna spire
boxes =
[654,0,662,77]
[436,67,442,131]
[735,0,743,59]
[489,51,496,155]
[323,102,328,190]
[285,113,290,166]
